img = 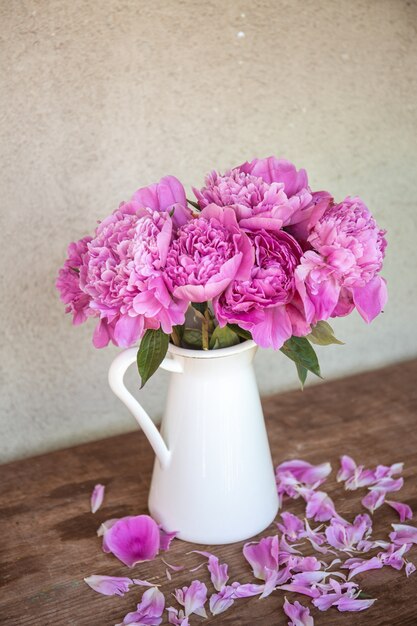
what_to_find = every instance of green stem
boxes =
[201,315,209,350]
[170,327,181,347]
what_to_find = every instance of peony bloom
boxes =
[131,175,192,229]
[81,204,188,348]
[296,197,387,324]
[56,236,95,325]
[194,156,335,239]
[165,204,254,302]
[214,229,310,349]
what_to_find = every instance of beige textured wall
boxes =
[1,0,416,463]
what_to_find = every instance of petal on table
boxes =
[116,586,165,626]
[102,515,160,567]
[84,574,133,596]
[283,597,315,625]
[159,527,177,551]
[90,484,105,513]
[386,500,413,522]
[389,524,417,546]
[243,535,279,580]
[174,580,208,618]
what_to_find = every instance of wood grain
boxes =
[1,359,417,626]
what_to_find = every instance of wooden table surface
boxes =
[1,359,417,626]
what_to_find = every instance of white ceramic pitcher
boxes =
[108,340,279,544]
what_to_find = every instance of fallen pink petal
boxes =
[361,488,386,513]
[193,551,229,591]
[389,524,417,546]
[90,483,105,514]
[174,580,208,617]
[386,500,413,522]
[243,535,279,580]
[301,489,340,522]
[102,515,161,567]
[283,597,314,626]
[159,527,178,551]
[345,556,384,579]
[161,558,185,572]
[166,607,189,625]
[209,585,236,615]
[406,562,416,577]
[116,586,165,626]
[84,574,133,596]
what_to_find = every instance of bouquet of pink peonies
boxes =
[57,156,387,386]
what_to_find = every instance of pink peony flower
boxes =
[298,196,387,324]
[81,204,188,348]
[214,229,310,349]
[131,175,192,228]
[165,204,253,302]
[56,236,95,325]
[194,157,313,232]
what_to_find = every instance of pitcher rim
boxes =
[167,339,257,359]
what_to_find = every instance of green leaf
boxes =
[296,363,308,389]
[137,328,169,388]
[183,328,203,348]
[226,324,252,341]
[209,325,240,350]
[187,198,201,210]
[307,321,344,346]
[280,336,322,379]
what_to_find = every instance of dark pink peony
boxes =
[165,204,254,303]
[214,230,310,349]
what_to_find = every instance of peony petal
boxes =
[209,586,236,615]
[302,490,340,522]
[174,580,208,618]
[159,527,177,551]
[84,574,133,596]
[116,586,165,626]
[336,596,376,612]
[102,515,160,567]
[386,500,413,522]
[406,562,416,577]
[161,558,184,572]
[243,535,279,580]
[362,489,386,513]
[346,556,383,579]
[352,276,387,323]
[389,524,417,546]
[90,484,105,514]
[283,597,315,626]
[192,551,229,592]
[167,607,190,626]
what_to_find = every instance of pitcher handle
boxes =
[108,347,182,469]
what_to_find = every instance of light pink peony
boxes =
[81,204,188,348]
[214,229,310,349]
[297,197,387,324]
[165,204,254,302]
[56,236,95,325]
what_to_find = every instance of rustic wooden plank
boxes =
[1,358,417,626]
